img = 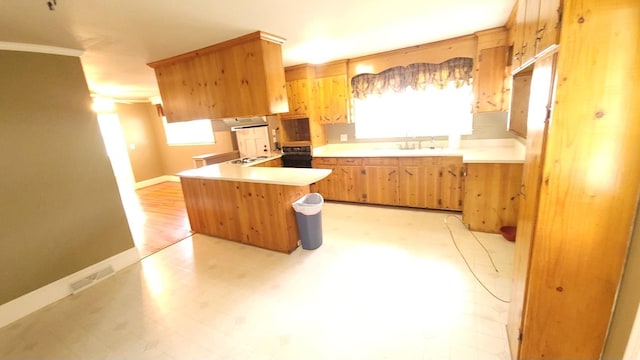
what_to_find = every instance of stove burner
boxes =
[230,156,269,164]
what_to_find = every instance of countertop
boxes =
[312,138,525,163]
[178,153,331,186]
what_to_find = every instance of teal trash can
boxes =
[292,193,324,250]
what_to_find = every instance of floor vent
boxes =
[70,265,115,293]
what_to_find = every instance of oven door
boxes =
[281,154,313,168]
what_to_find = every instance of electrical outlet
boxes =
[340,134,348,142]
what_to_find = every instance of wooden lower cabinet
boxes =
[313,156,465,211]
[398,158,425,207]
[462,162,523,233]
[362,158,399,205]
[439,157,465,211]
[311,158,360,202]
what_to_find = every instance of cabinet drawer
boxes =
[337,158,363,166]
[363,157,398,166]
[313,157,337,165]
[398,157,423,166]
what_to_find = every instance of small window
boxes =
[162,117,215,146]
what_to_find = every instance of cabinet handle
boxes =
[447,170,457,177]
[404,169,414,176]
[341,168,348,174]
[335,115,342,121]
[536,25,546,40]
[519,183,526,199]
[323,116,330,121]
[388,170,397,176]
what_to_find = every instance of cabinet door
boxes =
[335,165,361,202]
[462,163,523,232]
[228,40,270,117]
[362,166,399,205]
[438,157,465,211]
[506,50,557,360]
[315,75,349,124]
[155,60,208,122]
[423,158,442,209]
[475,46,507,113]
[398,162,426,208]
[311,163,338,199]
[536,0,562,55]
[522,0,542,65]
[284,79,311,115]
[512,0,528,67]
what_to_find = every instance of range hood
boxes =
[222,116,268,131]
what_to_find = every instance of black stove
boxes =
[281,145,312,168]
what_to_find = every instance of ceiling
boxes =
[0,0,515,102]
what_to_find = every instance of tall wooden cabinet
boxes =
[506,50,557,360]
[507,1,640,359]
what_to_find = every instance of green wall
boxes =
[0,51,135,304]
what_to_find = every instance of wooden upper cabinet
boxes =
[512,0,528,66]
[511,0,562,70]
[284,79,311,116]
[536,0,563,55]
[282,64,314,117]
[521,0,542,65]
[474,28,508,113]
[148,31,289,123]
[314,74,349,124]
[475,46,507,112]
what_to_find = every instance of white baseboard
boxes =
[134,175,180,189]
[0,247,140,329]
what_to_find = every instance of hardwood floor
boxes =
[131,181,192,258]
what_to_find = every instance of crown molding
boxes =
[0,42,84,57]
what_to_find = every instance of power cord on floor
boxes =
[444,215,510,303]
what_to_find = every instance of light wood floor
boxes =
[132,181,192,258]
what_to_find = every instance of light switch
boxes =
[340,134,348,142]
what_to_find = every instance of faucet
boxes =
[418,137,437,150]
[399,131,416,150]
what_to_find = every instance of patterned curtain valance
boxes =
[351,57,474,99]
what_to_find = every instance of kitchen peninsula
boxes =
[178,156,331,253]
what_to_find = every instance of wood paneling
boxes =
[180,177,305,253]
[518,1,640,358]
[462,163,523,233]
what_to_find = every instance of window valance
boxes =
[351,57,474,99]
